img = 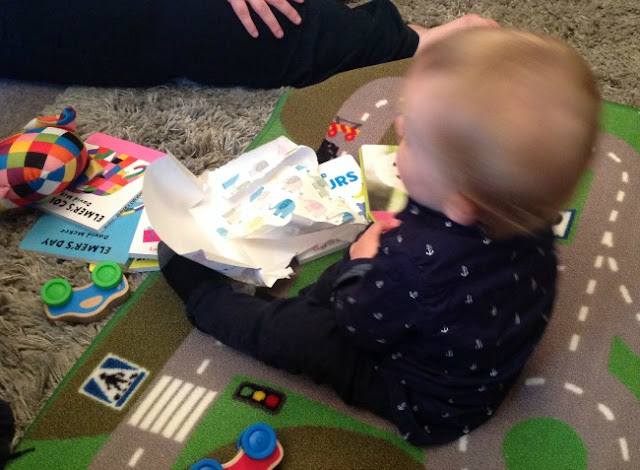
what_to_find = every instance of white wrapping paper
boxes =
[143,137,366,286]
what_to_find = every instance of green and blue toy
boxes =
[41,261,129,324]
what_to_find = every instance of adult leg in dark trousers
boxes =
[0,0,417,87]
[158,242,393,420]
[0,398,14,470]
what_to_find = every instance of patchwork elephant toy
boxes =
[0,106,88,211]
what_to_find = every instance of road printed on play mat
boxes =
[90,73,640,469]
[316,77,404,162]
[307,75,640,468]
[88,329,399,469]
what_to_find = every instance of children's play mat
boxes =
[7,59,640,470]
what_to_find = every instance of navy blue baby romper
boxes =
[160,197,557,445]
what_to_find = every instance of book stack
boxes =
[19,133,164,271]
[126,207,161,271]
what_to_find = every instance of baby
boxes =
[159,27,600,445]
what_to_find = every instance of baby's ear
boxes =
[395,115,405,138]
[442,192,479,226]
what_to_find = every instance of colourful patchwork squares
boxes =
[73,146,146,196]
[0,126,88,210]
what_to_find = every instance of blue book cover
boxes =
[20,198,144,265]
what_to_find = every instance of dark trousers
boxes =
[160,245,393,421]
[0,0,417,87]
[0,398,14,469]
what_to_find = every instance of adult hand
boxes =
[228,0,304,39]
[349,219,401,260]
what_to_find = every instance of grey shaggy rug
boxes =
[1,0,638,445]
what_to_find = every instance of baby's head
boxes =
[396,27,600,239]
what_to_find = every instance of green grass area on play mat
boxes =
[174,375,423,469]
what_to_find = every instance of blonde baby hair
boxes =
[403,27,600,238]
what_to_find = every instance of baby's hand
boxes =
[349,219,401,260]
[228,0,304,39]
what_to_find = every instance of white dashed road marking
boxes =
[578,306,589,322]
[620,285,633,304]
[521,376,632,465]
[564,383,584,395]
[569,334,580,351]
[607,152,621,163]
[597,403,615,421]
[128,448,145,467]
[619,437,630,461]
[458,435,468,452]
[525,377,546,386]
[196,359,210,375]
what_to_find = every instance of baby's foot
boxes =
[409,14,499,53]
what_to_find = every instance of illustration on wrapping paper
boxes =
[143,136,367,287]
